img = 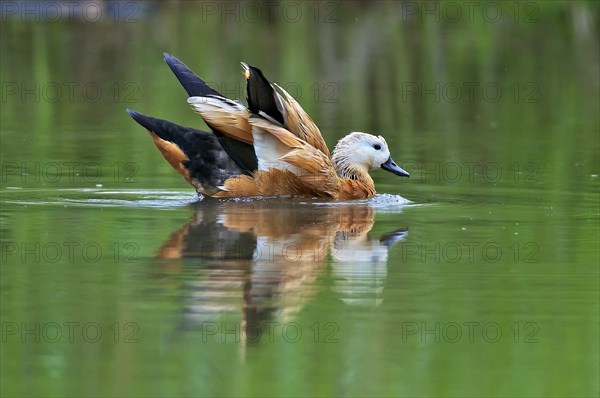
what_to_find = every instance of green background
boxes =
[1,1,599,397]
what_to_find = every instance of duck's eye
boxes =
[373,144,381,150]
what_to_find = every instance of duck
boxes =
[127,53,409,199]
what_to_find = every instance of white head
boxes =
[332,132,409,180]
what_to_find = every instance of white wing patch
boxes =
[251,126,304,175]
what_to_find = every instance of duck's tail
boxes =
[126,109,244,197]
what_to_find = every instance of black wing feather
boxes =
[163,53,221,98]
[245,64,285,125]
[163,53,258,174]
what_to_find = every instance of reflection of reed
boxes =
[157,200,408,344]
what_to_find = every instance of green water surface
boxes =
[1,2,599,397]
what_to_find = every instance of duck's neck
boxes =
[332,155,374,185]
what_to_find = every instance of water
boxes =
[1,2,599,397]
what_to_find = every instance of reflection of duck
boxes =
[127,53,409,199]
[157,201,408,337]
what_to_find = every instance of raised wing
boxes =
[273,83,330,156]
[242,63,285,125]
[248,116,341,198]
[164,53,257,173]
[187,96,253,145]
[243,64,330,156]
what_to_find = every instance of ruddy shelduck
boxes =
[127,53,409,199]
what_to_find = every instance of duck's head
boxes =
[332,132,409,180]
